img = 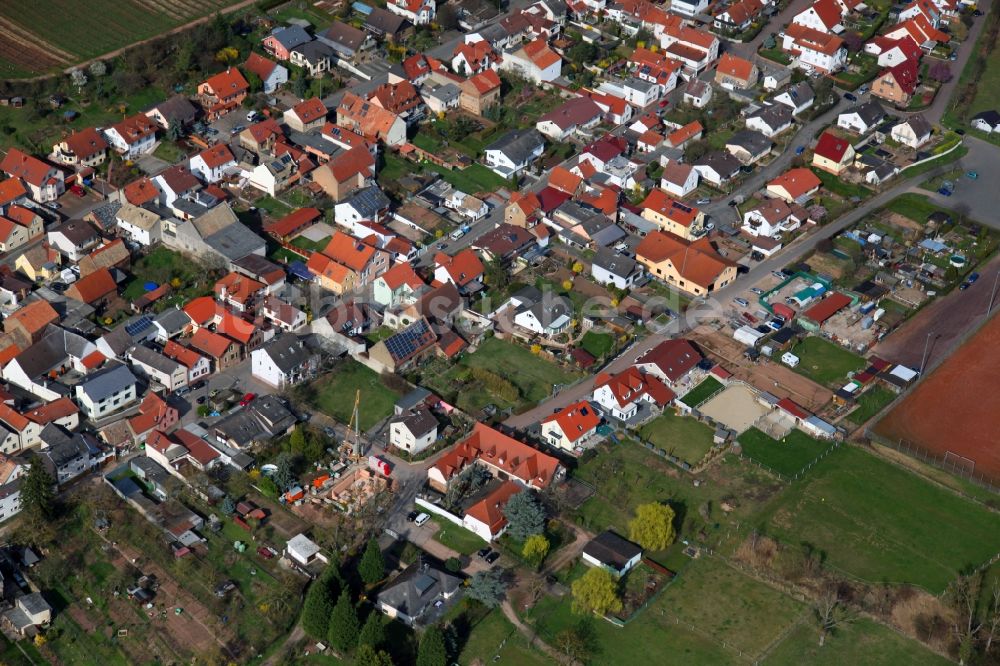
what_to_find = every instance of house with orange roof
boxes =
[4,205,43,240]
[283,97,328,133]
[546,166,583,196]
[0,148,65,203]
[540,400,602,451]
[127,392,179,445]
[190,143,237,183]
[51,127,108,169]
[501,38,562,83]
[636,229,737,296]
[197,67,250,120]
[639,188,706,239]
[451,38,499,76]
[0,215,32,254]
[306,253,357,294]
[715,53,759,90]
[584,89,634,126]
[162,339,211,384]
[216,310,265,351]
[239,118,284,155]
[103,113,158,158]
[767,168,822,204]
[121,176,159,207]
[312,146,376,202]
[428,422,563,492]
[368,81,424,125]
[504,191,543,229]
[187,328,241,371]
[665,120,704,149]
[322,230,390,282]
[883,13,949,49]
[336,92,407,146]
[0,403,36,454]
[792,0,845,34]
[462,480,524,542]
[263,207,321,241]
[434,249,485,293]
[23,397,80,432]
[243,51,288,94]
[4,299,58,346]
[656,23,720,77]
[183,295,223,329]
[459,70,502,116]
[65,268,122,313]
[214,272,267,313]
[714,0,764,32]
[0,178,28,212]
[593,366,675,421]
[373,262,426,307]
[781,23,847,72]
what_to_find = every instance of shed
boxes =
[582,530,643,577]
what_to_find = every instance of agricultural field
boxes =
[788,337,866,387]
[756,445,1000,593]
[638,410,716,466]
[737,428,836,478]
[0,0,244,77]
[307,359,402,431]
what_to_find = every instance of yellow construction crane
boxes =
[343,389,362,459]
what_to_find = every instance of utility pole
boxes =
[919,331,935,376]
[987,272,1000,318]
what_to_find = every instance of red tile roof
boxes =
[244,52,278,81]
[777,397,810,419]
[202,67,249,97]
[814,131,851,162]
[264,207,321,238]
[5,299,58,337]
[636,230,736,289]
[110,114,158,146]
[1,148,55,187]
[81,350,106,369]
[432,423,561,488]
[880,57,920,95]
[540,400,601,444]
[463,480,523,535]
[801,292,851,324]
[434,248,484,287]
[768,168,822,199]
[60,127,108,161]
[23,397,79,425]
[635,339,702,383]
[327,145,375,183]
[784,23,846,56]
[184,295,221,326]
[595,367,675,408]
[163,339,203,368]
[322,232,379,272]
[716,53,756,82]
[68,268,116,304]
[640,188,701,227]
[122,177,159,206]
[0,178,27,205]
[290,97,328,124]
[522,38,561,68]
[197,143,235,169]
[466,69,501,94]
[379,261,425,291]
[547,166,582,194]
[188,327,235,358]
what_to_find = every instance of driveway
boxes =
[136,152,172,176]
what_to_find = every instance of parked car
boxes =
[795,145,805,155]
[414,513,430,526]
[258,546,275,559]
[843,92,857,101]
[968,272,980,283]
[974,9,983,15]
[733,297,750,307]
[70,184,85,197]
[239,392,256,407]
[960,282,970,290]
[750,287,764,295]
[45,202,61,209]
[858,86,869,95]
[485,551,501,565]
[772,270,785,279]
[197,395,207,404]
[477,547,492,559]
[967,170,978,180]
[406,511,419,523]
[938,186,953,196]
[696,198,711,205]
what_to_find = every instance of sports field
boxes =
[0,0,244,77]
[757,445,1000,593]
[876,311,1000,481]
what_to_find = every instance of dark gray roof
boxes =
[695,151,742,176]
[261,334,313,374]
[972,109,1000,126]
[149,95,198,124]
[204,222,267,262]
[154,308,191,336]
[50,219,99,245]
[365,7,409,35]
[525,294,572,327]
[128,345,183,376]
[749,104,792,129]
[292,40,334,63]
[592,247,637,278]
[319,21,367,55]
[580,217,625,247]
[11,328,71,377]
[843,99,885,126]
[289,130,339,154]
[726,130,772,155]
[899,113,932,138]
[101,314,157,356]
[215,395,296,447]
[270,25,312,50]
[392,407,438,438]
[87,201,123,231]
[130,456,171,485]
[343,186,391,218]
[396,387,432,412]
[775,81,814,109]
[554,200,604,226]
[424,81,461,105]
[583,530,642,569]
[78,363,138,402]
[485,129,545,165]
[39,424,98,469]
[377,560,460,620]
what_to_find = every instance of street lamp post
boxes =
[919,331,936,376]
[986,272,1000,318]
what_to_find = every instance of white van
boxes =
[449,228,465,241]
[414,513,430,526]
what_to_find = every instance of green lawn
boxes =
[121,246,208,304]
[679,377,724,408]
[572,440,782,552]
[153,140,189,163]
[46,613,132,666]
[579,331,614,358]
[812,168,874,200]
[290,235,329,252]
[847,387,897,426]
[431,515,486,555]
[757,445,1000,593]
[737,428,835,478]
[529,556,806,664]
[884,193,948,223]
[255,196,293,217]
[789,337,866,387]
[459,609,550,666]
[0,636,42,666]
[834,54,881,90]
[638,410,716,465]
[308,359,402,431]
[422,163,509,195]
[765,617,951,666]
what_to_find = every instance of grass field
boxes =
[121,246,209,306]
[812,168,873,200]
[309,359,402,431]
[579,331,614,359]
[884,193,951,223]
[423,163,509,195]
[789,337,866,387]
[431,516,486,555]
[679,377,724,408]
[764,617,951,666]
[459,610,550,666]
[737,428,835,478]
[757,445,1000,593]
[638,410,716,465]
[0,0,243,76]
[847,386,897,426]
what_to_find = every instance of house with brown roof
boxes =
[197,68,250,120]
[239,118,285,155]
[215,272,267,313]
[427,422,563,492]
[535,97,603,141]
[660,162,699,198]
[0,148,65,203]
[715,53,758,89]
[636,229,737,296]
[640,188,706,239]
[243,52,288,94]
[741,198,809,238]
[14,243,61,282]
[187,327,241,371]
[144,95,199,130]
[4,299,58,346]
[283,97,328,133]
[312,146,376,201]
[264,207,321,241]
[633,338,703,386]
[78,239,131,276]
[51,127,108,168]
[336,92,407,146]
[459,70,502,116]
[368,81,425,125]
[46,219,100,261]
[451,39,500,76]
[103,114,158,158]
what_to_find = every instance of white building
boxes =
[591,248,643,289]
[483,129,545,178]
[250,334,317,389]
[539,400,601,451]
[74,364,140,419]
[115,203,163,247]
[499,38,562,84]
[386,0,436,25]
[388,408,438,454]
[189,144,237,183]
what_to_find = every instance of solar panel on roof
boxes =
[125,315,154,338]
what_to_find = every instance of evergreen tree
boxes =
[359,538,385,586]
[20,460,55,524]
[358,612,386,651]
[502,490,546,541]
[327,590,360,652]
[301,568,339,639]
[416,625,448,666]
[355,644,394,666]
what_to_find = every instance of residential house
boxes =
[459,70,502,115]
[388,407,438,453]
[745,104,793,137]
[153,164,200,208]
[3,299,59,346]
[883,15,949,51]
[3,592,52,636]
[14,243,60,282]
[513,293,572,337]
[693,151,742,186]
[290,41,334,77]
[115,203,162,247]
[127,345,187,392]
[103,114,158,158]
[313,147,376,202]
[78,239,130,277]
[582,531,643,577]
[65,268,121,314]
[0,149,64,203]
[505,191,543,229]
[243,52,288,94]
[376,559,460,627]
[772,81,815,115]
[725,130,772,164]
[500,38,562,83]
[483,129,546,177]
[660,162,699,197]
[144,95,198,131]
[318,21,371,60]
[865,35,923,67]
[336,92,407,146]
[187,328,241,371]
[535,97,603,141]
[214,272,266,313]
[0,455,26,519]
[540,400,601,451]
[462,481,523,542]
[434,249,485,292]
[451,38,499,75]
[312,229,390,292]
[714,0,764,32]
[197,68,250,120]
[633,338,703,386]
[427,422,563,492]
[261,295,307,332]
[51,127,108,169]
[0,179,29,213]
[812,131,855,174]
[683,79,713,108]
[421,79,461,114]
[387,0,436,25]
[373,262,426,307]
[472,223,536,262]
[871,58,919,106]
[636,230,737,295]
[364,7,412,41]
[74,363,139,419]
[334,185,391,227]
[262,25,312,61]
[891,113,932,148]
[592,366,674,421]
[970,110,1000,134]
[655,23,720,77]
[249,153,298,196]
[670,0,709,15]
[369,317,438,372]
[742,199,808,237]
[214,394,297,449]
[837,99,886,133]
[782,24,847,72]
[162,340,211,384]
[791,0,844,33]
[665,120,704,149]
[639,188,706,239]
[250,333,317,388]
[239,118,284,155]
[189,143,237,184]
[368,80,425,125]
[0,207,41,254]
[766,168,822,204]
[715,53,758,89]
[283,97,328,133]
[592,247,643,289]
